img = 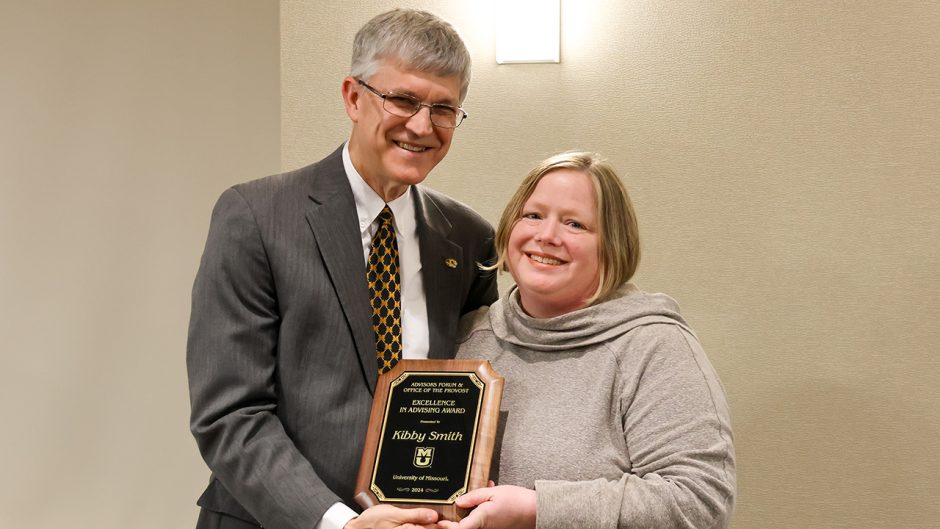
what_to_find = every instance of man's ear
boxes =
[341,76,361,123]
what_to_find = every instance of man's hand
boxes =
[437,485,536,529]
[344,504,439,529]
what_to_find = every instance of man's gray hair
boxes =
[351,9,472,102]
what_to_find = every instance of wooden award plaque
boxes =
[354,359,503,521]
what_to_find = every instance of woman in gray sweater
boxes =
[441,152,735,529]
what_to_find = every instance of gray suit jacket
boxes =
[187,146,498,529]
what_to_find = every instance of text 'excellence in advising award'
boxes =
[354,359,504,521]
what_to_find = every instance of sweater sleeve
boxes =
[533,325,736,529]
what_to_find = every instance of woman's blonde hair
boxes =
[491,151,641,305]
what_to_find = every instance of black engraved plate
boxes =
[370,372,483,503]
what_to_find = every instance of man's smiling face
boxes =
[343,61,462,201]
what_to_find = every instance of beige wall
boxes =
[0,1,279,528]
[282,1,940,528]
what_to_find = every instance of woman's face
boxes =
[507,169,601,318]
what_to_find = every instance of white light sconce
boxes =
[496,0,560,64]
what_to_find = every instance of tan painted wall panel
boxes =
[0,1,280,528]
[282,2,940,528]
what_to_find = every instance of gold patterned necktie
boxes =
[368,205,402,374]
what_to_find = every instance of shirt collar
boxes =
[343,142,417,236]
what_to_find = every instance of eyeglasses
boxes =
[357,79,467,129]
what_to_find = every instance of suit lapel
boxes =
[414,187,463,360]
[304,148,379,392]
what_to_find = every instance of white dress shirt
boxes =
[342,143,430,360]
[316,144,432,529]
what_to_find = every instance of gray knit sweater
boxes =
[455,284,735,529]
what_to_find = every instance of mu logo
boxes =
[413,446,434,468]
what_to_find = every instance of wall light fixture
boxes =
[495,0,561,64]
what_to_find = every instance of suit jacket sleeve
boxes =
[187,187,339,529]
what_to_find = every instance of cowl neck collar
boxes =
[488,284,692,352]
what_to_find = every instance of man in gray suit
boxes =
[187,9,497,529]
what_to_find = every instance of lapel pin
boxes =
[444,258,458,269]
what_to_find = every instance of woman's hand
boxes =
[438,485,536,529]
